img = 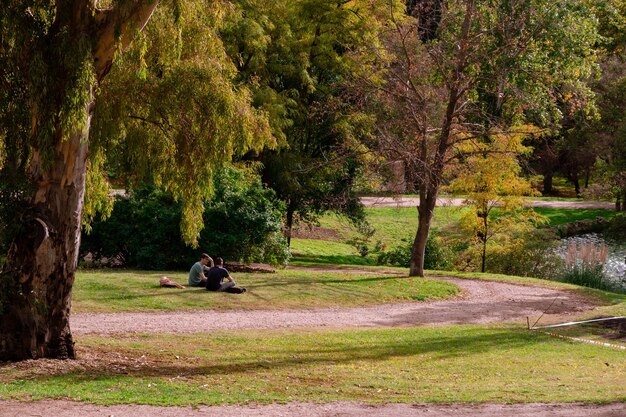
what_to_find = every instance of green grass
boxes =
[72,268,458,313]
[296,206,466,261]
[290,207,618,268]
[1,325,624,405]
[533,208,617,226]
[289,239,375,265]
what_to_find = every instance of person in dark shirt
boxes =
[205,257,244,292]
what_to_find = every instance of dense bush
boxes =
[478,229,565,280]
[377,234,452,270]
[202,168,289,266]
[80,167,288,269]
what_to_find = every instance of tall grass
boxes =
[559,241,624,293]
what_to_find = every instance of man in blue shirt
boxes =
[206,257,245,292]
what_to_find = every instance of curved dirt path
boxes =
[70,277,597,335]
[1,400,625,417]
[361,196,614,209]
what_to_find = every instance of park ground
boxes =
[0,203,625,416]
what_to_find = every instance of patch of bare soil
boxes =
[600,317,626,341]
[70,277,598,336]
[1,400,625,417]
[291,224,342,240]
[0,349,163,383]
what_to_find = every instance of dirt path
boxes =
[70,277,596,335]
[360,196,615,209]
[1,400,624,417]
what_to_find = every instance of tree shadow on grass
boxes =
[1,328,544,382]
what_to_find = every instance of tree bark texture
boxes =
[0,112,91,360]
[0,1,159,361]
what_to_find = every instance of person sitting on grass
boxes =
[206,257,246,293]
[188,253,214,287]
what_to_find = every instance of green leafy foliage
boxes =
[80,166,287,269]
[377,234,452,270]
[202,166,289,266]
[220,0,385,234]
[477,229,565,280]
[90,1,275,246]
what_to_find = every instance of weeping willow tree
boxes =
[0,0,272,361]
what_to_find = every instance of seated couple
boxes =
[188,253,246,293]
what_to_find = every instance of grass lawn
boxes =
[288,239,376,265]
[290,206,618,266]
[1,325,624,405]
[72,268,458,313]
[3,198,624,407]
[532,207,617,226]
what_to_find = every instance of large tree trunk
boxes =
[0,107,91,360]
[0,1,159,361]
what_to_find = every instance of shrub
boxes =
[202,167,289,266]
[483,229,565,280]
[80,166,288,269]
[377,234,451,270]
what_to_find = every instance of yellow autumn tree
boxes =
[448,126,547,273]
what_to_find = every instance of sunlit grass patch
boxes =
[72,268,458,313]
[1,325,624,405]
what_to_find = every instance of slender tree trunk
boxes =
[410,195,436,277]
[481,214,488,273]
[0,103,92,360]
[408,0,473,277]
[481,237,487,273]
[543,171,553,195]
[285,206,295,249]
[573,174,580,198]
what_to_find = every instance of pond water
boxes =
[559,233,626,290]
